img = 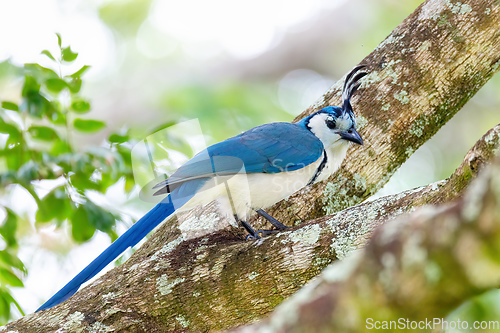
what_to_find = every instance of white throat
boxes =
[306,112,353,183]
[314,140,350,183]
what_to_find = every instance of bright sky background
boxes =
[0,0,346,71]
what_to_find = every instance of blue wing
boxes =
[154,122,323,195]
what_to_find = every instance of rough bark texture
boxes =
[261,0,500,228]
[2,131,498,332]
[233,156,500,333]
[2,0,500,332]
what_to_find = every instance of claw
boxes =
[246,233,261,241]
[238,212,289,241]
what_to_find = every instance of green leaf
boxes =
[0,209,18,247]
[68,65,90,78]
[73,118,105,132]
[17,161,40,184]
[70,99,91,113]
[124,177,135,192]
[28,126,59,141]
[19,92,49,118]
[51,140,71,155]
[41,50,55,61]
[8,291,24,317]
[68,78,82,93]
[36,187,71,223]
[45,78,68,93]
[0,251,26,273]
[0,118,21,140]
[1,101,18,111]
[20,74,51,118]
[21,75,40,97]
[62,46,78,62]
[56,33,62,48]
[35,204,54,223]
[47,108,66,126]
[0,268,23,287]
[150,121,177,134]
[0,289,11,324]
[71,205,96,242]
[84,201,116,233]
[0,287,24,320]
[24,63,58,80]
[117,144,132,166]
[108,133,129,144]
[70,171,100,191]
[9,293,24,317]
[3,138,23,170]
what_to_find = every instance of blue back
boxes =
[154,122,323,194]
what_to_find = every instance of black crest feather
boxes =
[342,65,367,114]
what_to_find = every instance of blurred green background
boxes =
[0,0,499,328]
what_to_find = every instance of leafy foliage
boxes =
[0,34,135,323]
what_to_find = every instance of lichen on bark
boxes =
[234,156,500,333]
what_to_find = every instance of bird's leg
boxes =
[253,209,290,237]
[236,210,290,240]
[256,209,290,230]
[235,215,261,240]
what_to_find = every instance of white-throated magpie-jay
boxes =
[36,65,367,312]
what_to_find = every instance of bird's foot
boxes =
[239,219,261,240]
[245,231,261,241]
[239,212,291,241]
[245,228,282,240]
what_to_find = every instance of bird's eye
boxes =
[325,118,336,129]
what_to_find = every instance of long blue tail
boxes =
[36,198,177,312]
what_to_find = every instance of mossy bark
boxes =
[3,0,500,332]
[233,156,500,333]
[3,131,498,332]
[261,0,500,228]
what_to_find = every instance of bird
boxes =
[36,65,367,312]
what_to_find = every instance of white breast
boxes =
[180,155,323,221]
[180,140,350,224]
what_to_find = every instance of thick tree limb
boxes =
[262,0,500,227]
[3,128,498,331]
[3,0,500,331]
[233,156,500,333]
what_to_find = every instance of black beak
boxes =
[340,128,363,145]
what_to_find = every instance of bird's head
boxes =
[300,65,367,148]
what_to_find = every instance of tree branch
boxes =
[232,156,500,333]
[262,0,500,227]
[5,127,498,331]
